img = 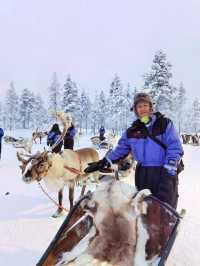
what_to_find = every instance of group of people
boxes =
[0,91,184,210]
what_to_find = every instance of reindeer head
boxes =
[16,151,52,183]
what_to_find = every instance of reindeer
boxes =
[17,112,100,217]
[32,130,48,144]
[12,138,33,154]
[17,148,99,216]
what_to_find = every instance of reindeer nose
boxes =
[25,169,31,178]
[23,170,32,183]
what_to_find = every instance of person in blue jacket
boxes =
[64,123,76,149]
[47,123,63,153]
[0,127,4,160]
[85,92,183,209]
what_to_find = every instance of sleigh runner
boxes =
[37,179,185,266]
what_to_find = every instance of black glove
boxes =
[84,157,111,173]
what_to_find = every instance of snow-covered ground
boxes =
[0,130,200,265]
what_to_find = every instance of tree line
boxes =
[0,50,200,134]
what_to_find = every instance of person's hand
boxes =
[84,157,111,173]
[164,160,177,176]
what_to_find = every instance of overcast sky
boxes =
[0,0,200,101]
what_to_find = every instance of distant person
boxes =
[64,119,76,150]
[99,126,105,141]
[0,127,4,160]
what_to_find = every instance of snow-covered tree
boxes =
[62,75,79,121]
[5,81,19,130]
[122,83,135,129]
[97,90,107,127]
[48,72,60,115]
[90,93,99,135]
[174,82,187,133]
[143,50,175,118]
[191,98,200,133]
[33,94,48,129]
[19,88,34,129]
[77,90,91,133]
[108,74,124,133]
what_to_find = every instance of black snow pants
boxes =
[64,137,74,150]
[135,164,179,209]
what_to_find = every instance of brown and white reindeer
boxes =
[17,148,99,215]
[17,112,100,217]
[52,179,178,266]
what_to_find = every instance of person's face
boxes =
[135,101,151,118]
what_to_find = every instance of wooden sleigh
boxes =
[37,180,184,266]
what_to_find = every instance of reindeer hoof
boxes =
[52,208,64,218]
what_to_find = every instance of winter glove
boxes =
[84,157,111,173]
[164,160,177,176]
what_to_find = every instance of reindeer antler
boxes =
[16,152,30,164]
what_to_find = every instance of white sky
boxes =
[0,0,200,101]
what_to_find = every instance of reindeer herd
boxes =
[181,133,200,145]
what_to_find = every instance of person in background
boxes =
[47,123,63,153]
[85,92,183,209]
[64,117,76,149]
[0,127,4,160]
[99,125,105,141]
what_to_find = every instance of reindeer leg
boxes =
[52,189,64,218]
[58,189,63,209]
[81,182,86,196]
[69,183,75,210]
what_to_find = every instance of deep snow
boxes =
[0,130,200,265]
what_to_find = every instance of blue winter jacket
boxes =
[0,128,4,139]
[107,113,183,167]
[65,126,76,138]
[47,131,61,146]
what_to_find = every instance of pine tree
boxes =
[108,74,124,133]
[123,83,134,129]
[62,75,79,121]
[48,72,60,115]
[191,98,200,133]
[19,88,33,129]
[33,94,48,129]
[5,81,19,130]
[97,90,107,127]
[175,82,187,133]
[77,90,91,133]
[90,93,99,135]
[143,50,175,117]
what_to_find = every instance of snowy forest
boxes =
[1,50,200,134]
